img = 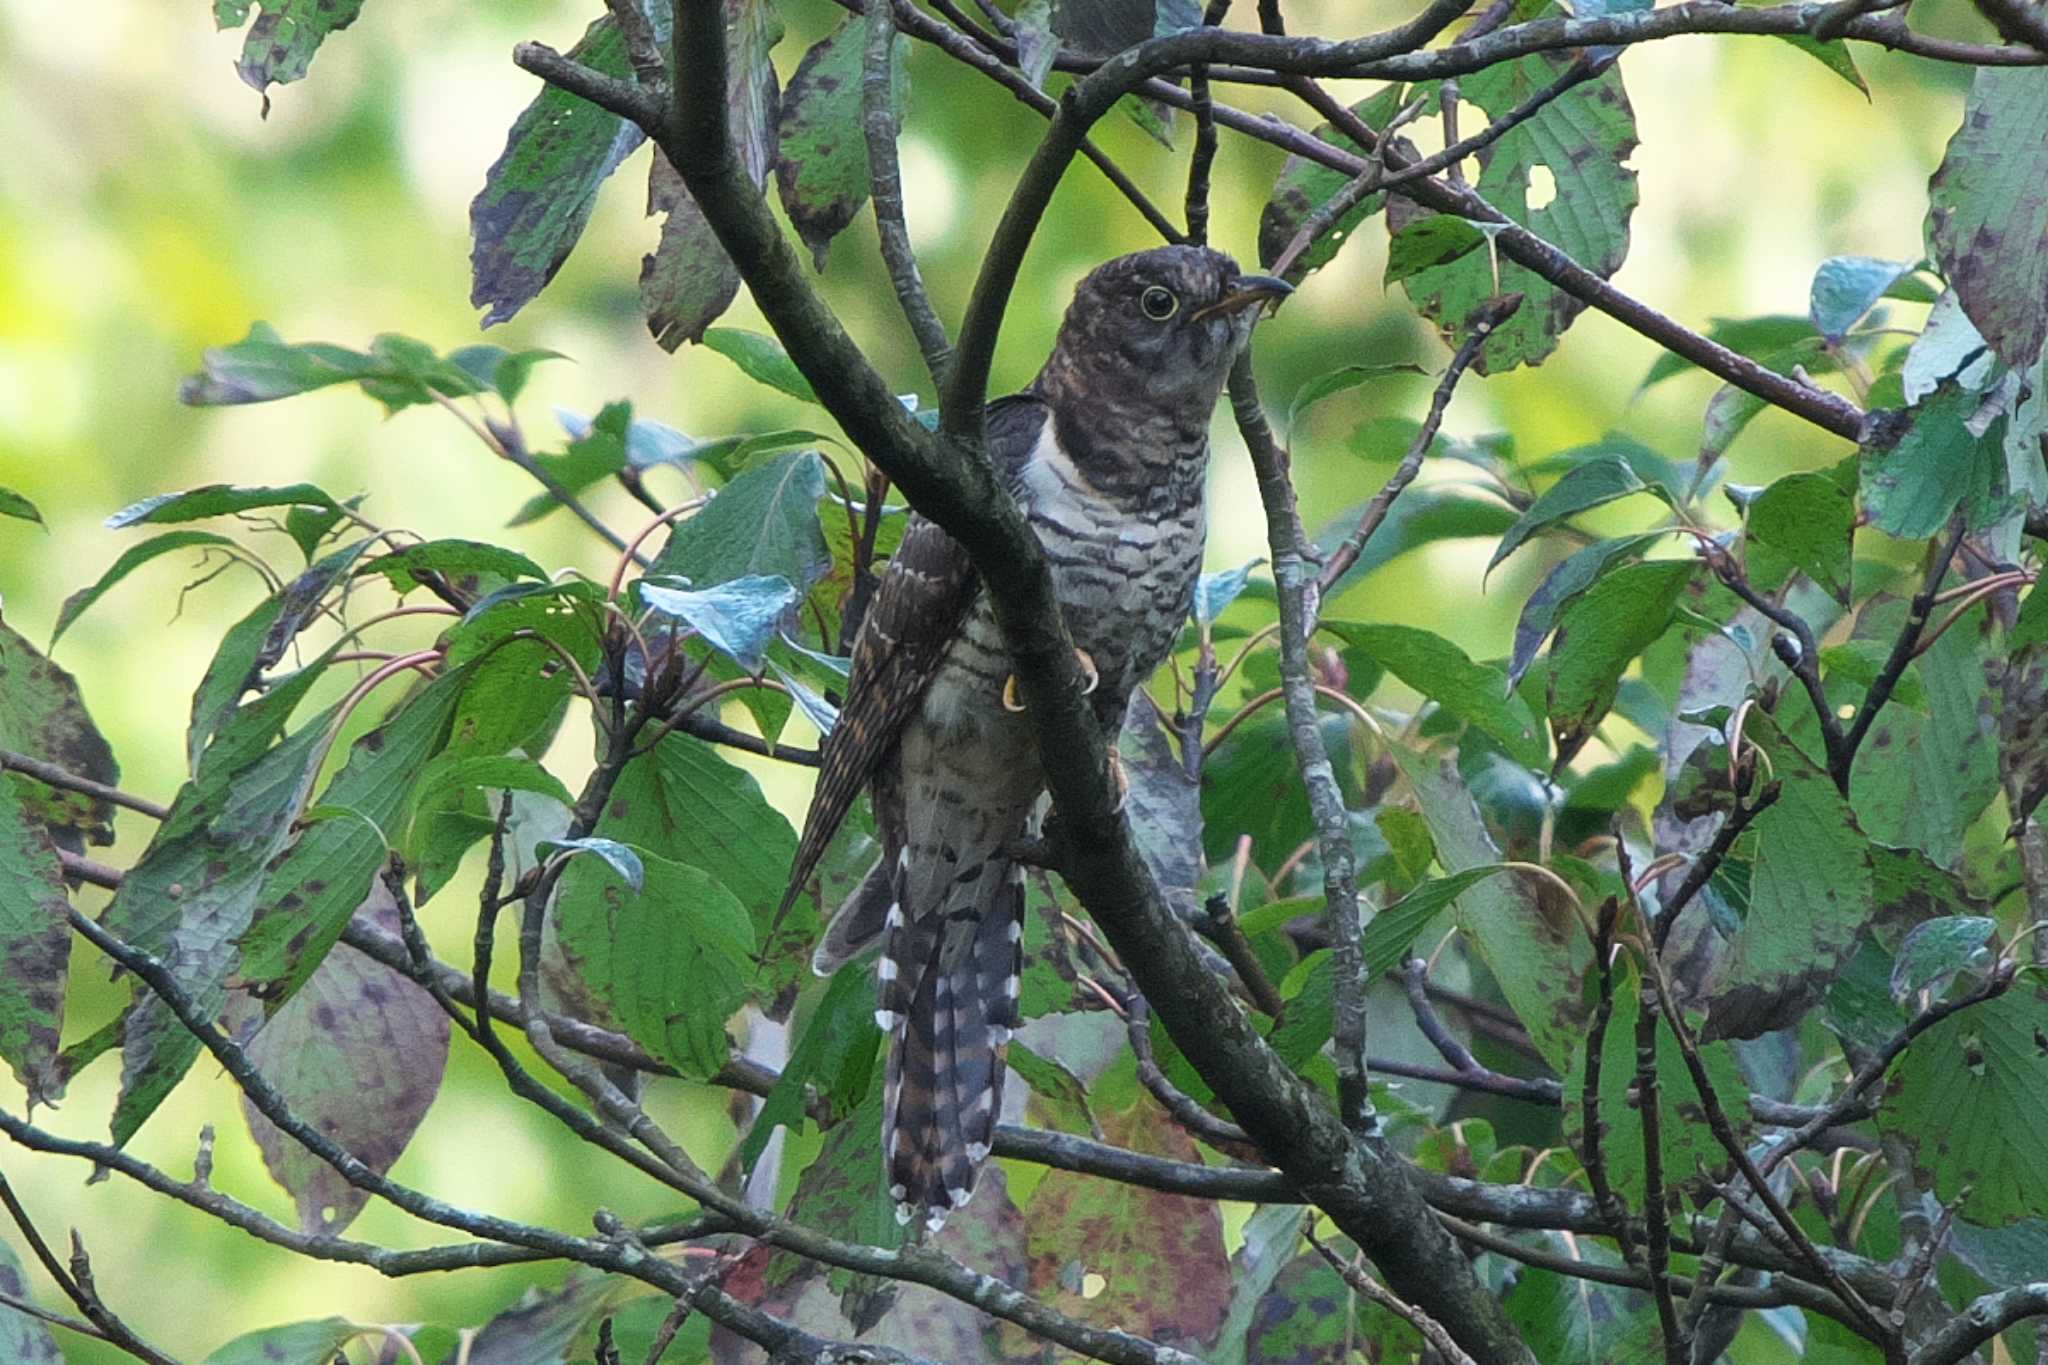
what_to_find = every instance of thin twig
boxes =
[1318,297,1521,593]
[0,749,169,822]
[1633,976,1689,1362]
[863,0,954,388]
[0,1174,178,1364]
[1306,1229,1478,1365]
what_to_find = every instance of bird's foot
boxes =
[1001,648,1100,713]
[1106,746,1128,814]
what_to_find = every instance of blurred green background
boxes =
[0,0,1998,1356]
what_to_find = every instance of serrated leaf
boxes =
[1507,533,1663,688]
[1881,983,2048,1225]
[651,451,830,595]
[1489,455,1651,572]
[1256,86,1408,279]
[1703,716,1873,1040]
[642,574,802,673]
[1329,622,1546,769]
[700,328,820,404]
[357,539,549,593]
[1747,465,1855,599]
[52,530,240,645]
[469,15,648,327]
[1361,863,1525,980]
[1927,66,2048,369]
[107,480,339,528]
[1545,558,1693,752]
[1890,916,1997,1003]
[1810,255,1916,343]
[1391,745,1588,1071]
[775,16,908,268]
[1392,31,1638,372]
[1861,382,2009,540]
[0,782,69,1105]
[605,852,757,1079]
[226,887,449,1235]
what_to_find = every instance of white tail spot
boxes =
[990,1025,1012,1046]
[885,902,905,930]
[875,1009,901,1031]
[966,1141,991,1163]
[1006,918,1023,943]
[877,955,900,983]
[948,1184,973,1208]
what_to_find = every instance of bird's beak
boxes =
[1193,273,1295,321]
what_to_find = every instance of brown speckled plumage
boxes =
[778,246,1288,1228]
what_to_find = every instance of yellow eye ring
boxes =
[1140,286,1179,321]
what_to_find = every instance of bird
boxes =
[776,245,1290,1230]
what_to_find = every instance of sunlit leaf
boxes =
[1809,255,1917,343]
[1489,455,1651,572]
[642,574,802,673]
[1928,66,2048,369]
[107,480,339,528]
[700,328,821,404]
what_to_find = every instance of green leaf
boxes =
[1392,31,1638,372]
[469,14,647,327]
[650,450,830,594]
[0,781,69,1106]
[1257,86,1408,279]
[1702,717,1874,1041]
[0,616,123,846]
[1545,559,1694,752]
[1286,363,1425,430]
[1314,488,1519,595]
[410,754,574,815]
[1881,983,2048,1225]
[180,323,484,412]
[202,1317,367,1365]
[52,530,240,645]
[235,670,469,1003]
[221,0,366,97]
[459,1267,627,1365]
[1810,255,1917,343]
[1242,1247,1418,1362]
[1384,214,1488,285]
[507,401,632,526]
[106,705,339,1144]
[1640,314,1821,389]
[357,539,549,593]
[1890,916,1998,1003]
[1747,464,1855,599]
[1361,864,1527,980]
[1848,595,2000,869]
[1210,1205,1307,1365]
[555,734,804,1009]
[1391,745,1589,1072]
[226,893,449,1236]
[1928,66,2048,369]
[107,480,338,528]
[1329,622,1547,769]
[1820,639,1927,712]
[0,1243,61,1364]
[739,966,881,1168]
[591,850,755,1079]
[1502,1232,1659,1364]
[1489,455,1651,572]
[641,574,802,673]
[701,328,820,404]
[775,16,908,268]
[1904,290,1996,404]
[0,487,41,526]
[1566,959,1755,1207]
[446,344,564,404]
[1507,533,1664,688]
[1861,383,2008,540]
[1767,25,1868,94]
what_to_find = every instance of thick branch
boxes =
[1910,1283,2048,1365]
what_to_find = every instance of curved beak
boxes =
[1193,273,1295,322]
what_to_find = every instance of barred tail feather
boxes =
[879,857,1023,1231]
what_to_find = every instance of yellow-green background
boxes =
[0,0,1993,1356]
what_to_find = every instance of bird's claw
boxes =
[1106,747,1128,813]
[1002,648,1100,713]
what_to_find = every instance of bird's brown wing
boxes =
[775,394,1049,925]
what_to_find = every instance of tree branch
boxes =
[0,1174,176,1365]
[1910,1283,2048,1365]
[0,748,168,822]
[862,0,955,389]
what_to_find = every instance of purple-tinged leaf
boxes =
[0,1244,61,1364]
[0,615,123,847]
[227,888,449,1236]
[774,16,909,269]
[221,0,367,103]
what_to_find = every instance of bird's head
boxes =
[1043,245,1292,409]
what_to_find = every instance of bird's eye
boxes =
[1139,286,1179,321]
